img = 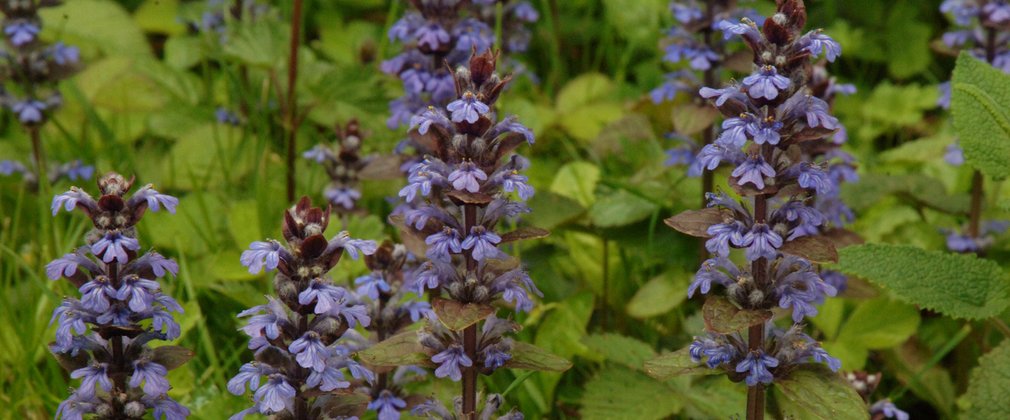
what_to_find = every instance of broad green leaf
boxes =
[644,347,721,380]
[210,250,258,282]
[505,342,572,372]
[952,52,1010,179]
[884,2,930,79]
[39,0,151,57]
[164,36,205,69]
[591,114,656,156]
[589,189,658,228]
[836,244,1010,320]
[525,191,585,229]
[227,201,261,250]
[431,299,495,331]
[820,340,870,372]
[809,298,846,341]
[533,292,594,405]
[356,331,433,368]
[580,365,682,420]
[223,20,289,68]
[556,73,614,113]
[581,333,656,371]
[702,296,772,334]
[626,272,689,319]
[878,134,955,164]
[836,298,919,350]
[677,376,748,418]
[134,0,187,35]
[841,173,969,214]
[773,364,869,420]
[558,103,625,142]
[550,162,600,208]
[962,338,1010,419]
[601,0,665,42]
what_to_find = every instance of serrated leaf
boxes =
[151,346,195,371]
[581,333,656,371]
[431,299,494,331]
[779,235,838,263]
[836,298,919,350]
[773,364,869,420]
[500,227,550,244]
[960,338,1010,419]
[550,161,600,207]
[664,208,724,238]
[505,341,572,372]
[952,52,1010,179]
[702,296,772,334]
[356,331,433,368]
[836,244,1010,320]
[580,366,682,420]
[644,347,721,380]
[626,273,688,319]
[589,189,658,228]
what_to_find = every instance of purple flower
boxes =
[810,346,841,371]
[414,23,450,50]
[4,21,39,46]
[408,262,444,291]
[254,375,296,414]
[985,1,1010,23]
[216,107,240,125]
[333,303,371,327]
[290,332,330,372]
[696,144,745,171]
[700,86,745,107]
[399,166,442,202]
[689,335,737,368]
[144,395,190,420]
[741,223,782,261]
[447,92,490,123]
[501,171,534,200]
[46,251,92,280]
[461,226,503,261]
[432,345,473,381]
[716,115,752,148]
[794,163,835,195]
[299,279,347,314]
[116,275,161,312]
[502,283,534,312]
[51,188,94,215]
[129,361,170,396]
[942,0,980,25]
[0,160,26,176]
[79,277,116,312]
[326,232,378,259]
[132,185,180,213]
[303,145,330,163]
[453,19,493,54]
[11,100,46,124]
[70,364,112,399]
[483,345,512,369]
[56,394,98,420]
[355,273,391,300]
[514,2,540,22]
[672,3,703,23]
[938,81,952,110]
[410,106,451,135]
[238,298,289,340]
[50,42,81,66]
[227,363,265,395]
[404,300,435,322]
[801,31,841,62]
[735,351,778,386]
[448,161,488,193]
[425,227,463,262]
[716,19,760,41]
[945,143,964,166]
[746,117,783,145]
[489,116,535,144]
[136,252,180,277]
[743,66,791,101]
[731,156,775,190]
[306,363,350,391]
[870,400,910,420]
[705,222,747,257]
[802,97,839,130]
[689,258,737,298]
[240,241,282,274]
[92,233,141,264]
[325,186,361,210]
[369,390,408,420]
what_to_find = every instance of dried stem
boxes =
[285,0,304,203]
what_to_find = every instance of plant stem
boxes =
[285,0,304,203]
[747,162,770,420]
[462,204,479,419]
[29,127,47,190]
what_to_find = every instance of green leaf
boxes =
[431,299,495,331]
[526,191,585,229]
[962,338,1010,419]
[836,244,1010,320]
[589,189,658,228]
[644,347,721,380]
[581,333,656,371]
[550,162,600,208]
[223,20,288,68]
[773,364,869,420]
[841,173,969,214]
[580,366,682,420]
[556,73,615,114]
[356,331,433,368]
[952,51,1010,179]
[664,208,723,238]
[227,201,262,250]
[779,235,838,264]
[884,2,930,79]
[39,0,151,57]
[134,0,187,36]
[626,273,688,319]
[151,346,195,371]
[836,298,920,350]
[702,296,772,334]
[163,36,205,70]
[559,103,625,142]
[505,342,572,372]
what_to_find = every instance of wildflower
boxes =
[447,92,490,123]
[735,351,778,386]
[741,223,783,261]
[461,226,503,261]
[432,345,473,381]
[743,66,791,100]
[731,156,775,190]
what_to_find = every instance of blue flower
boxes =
[79,277,116,312]
[0,160,25,176]
[403,300,435,322]
[70,363,112,399]
[116,275,160,312]
[942,0,980,25]
[810,346,841,371]
[306,363,350,391]
[938,81,952,110]
[129,361,170,397]
[399,165,443,202]
[735,351,778,386]
[489,116,535,144]
[448,161,488,193]
[794,163,835,195]
[743,66,791,100]
[50,42,80,66]
[801,30,841,62]
[461,226,503,261]
[716,115,753,148]
[132,185,180,213]
[355,273,391,300]
[143,395,190,420]
[227,363,265,395]
[254,375,296,414]
[689,335,737,368]
[672,2,703,23]
[46,251,93,280]
[238,298,289,340]
[432,345,472,381]
[746,117,783,145]
[802,97,839,130]
[389,14,422,42]
[12,100,46,124]
[414,23,450,50]
[408,261,445,292]
[215,107,240,125]
[731,156,775,190]
[369,390,408,420]
[290,331,330,372]
[51,187,94,215]
[945,143,964,166]
[689,258,737,298]
[425,227,463,262]
[501,170,534,201]
[303,145,330,163]
[870,400,910,420]
[483,345,512,369]
[740,223,782,261]
[447,92,490,123]
[298,279,347,314]
[240,241,282,274]
[502,283,534,312]
[92,233,141,264]
[333,303,371,327]
[4,21,39,46]
[985,1,1010,23]
[514,2,540,22]
[696,144,745,171]
[705,222,748,257]
[452,18,493,54]
[325,186,362,210]
[700,85,745,107]
[715,19,760,41]
[410,106,452,135]
[942,30,972,48]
